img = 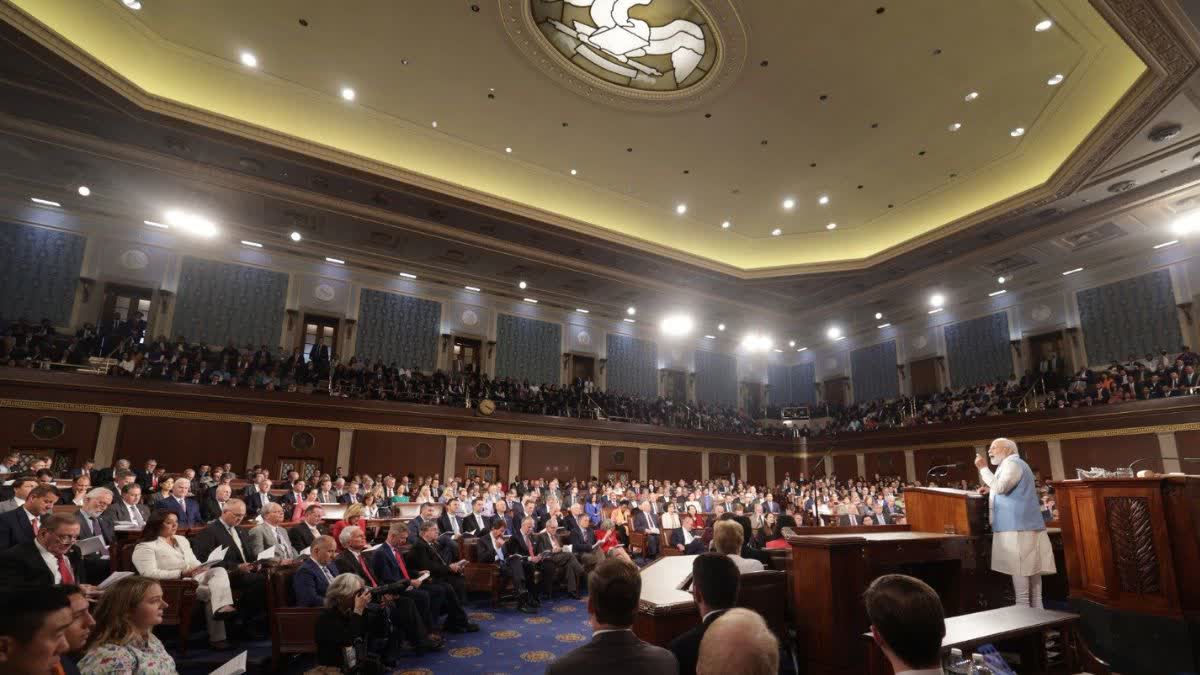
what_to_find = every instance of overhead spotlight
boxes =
[874,312,883,320]
[121,0,141,8]
[325,257,345,265]
[964,91,979,102]
[1062,267,1084,276]
[431,121,438,128]
[740,334,773,352]
[240,240,263,248]
[771,228,783,236]
[626,306,637,316]
[570,169,578,176]
[929,293,946,308]
[240,51,258,68]
[817,194,830,206]
[1010,127,1026,138]
[826,223,837,230]
[717,323,726,331]
[77,186,91,197]
[989,290,1007,297]
[523,298,538,304]
[1047,73,1064,86]
[721,221,731,230]
[782,197,796,210]
[505,147,513,154]
[1153,240,1179,249]
[399,272,417,279]
[518,281,527,290]
[1034,18,1053,32]
[997,276,1007,284]
[675,203,688,215]
[30,197,61,207]
[289,231,302,242]
[788,340,796,347]
[164,209,218,238]
[341,87,356,101]
[948,122,962,132]
[877,323,891,329]
[826,326,842,340]
[1169,210,1200,236]
[465,286,481,292]
[660,314,695,337]
[143,220,168,229]
[575,308,590,314]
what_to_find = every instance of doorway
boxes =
[452,336,482,375]
[662,369,686,401]
[742,381,764,416]
[100,283,153,341]
[300,314,339,363]
[277,457,323,482]
[1027,330,1066,388]
[823,377,849,407]
[568,354,595,385]
[909,357,941,397]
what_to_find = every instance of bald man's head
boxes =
[696,608,779,675]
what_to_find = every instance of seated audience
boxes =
[314,573,374,670]
[670,553,740,675]
[329,503,364,550]
[403,521,473,612]
[293,535,342,608]
[78,576,176,675]
[0,513,94,590]
[0,587,73,675]
[0,475,37,514]
[131,511,236,650]
[188,499,267,628]
[154,478,202,528]
[151,476,174,508]
[545,558,677,674]
[696,608,779,675]
[864,574,947,675]
[245,502,299,561]
[712,520,764,573]
[102,483,149,529]
[476,519,538,614]
[765,515,797,549]
[632,500,662,558]
[670,514,707,554]
[289,504,328,553]
[0,483,57,549]
[536,515,586,599]
[72,488,115,583]
[59,474,92,507]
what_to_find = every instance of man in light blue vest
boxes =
[975,438,1056,608]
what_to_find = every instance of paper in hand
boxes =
[256,546,275,561]
[208,649,247,675]
[205,545,228,564]
[98,571,134,590]
[78,536,108,558]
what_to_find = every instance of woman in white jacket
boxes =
[131,510,236,649]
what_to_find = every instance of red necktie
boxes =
[525,535,534,556]
[57,555,74,584]
[392,547,410,580]
[357,553,377,587]
[30,516,39,536]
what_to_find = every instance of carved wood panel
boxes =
[1105,496,1161,595]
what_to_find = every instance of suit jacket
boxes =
[505,532,539,559]
[475,532,508,564]
[546,628,678,675]
[668,528,705,553]
[461,511,490,536]
[337,492,362,505]
[837,514,862,527]
[289,521,328,553]
[491,514,516,537]
[668,609,728,675]
[245,491,274,518]
[568,527,597,553]
[0,507,41,549]
[246,522,296,560]
[134,469,157,494]
[293,557,340,607]
[633,511,660,532]
[0,540,84,588]
[436,511,464,536]
[73,510,115,550]
[200,497,227,523]
[370,541,414,585]
[101,501,149,527]
[335,549,378,586]
[278,491,306,514]
[406,536,456,577]
[189,520,251,568]
[156,496,204,527]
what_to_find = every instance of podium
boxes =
[1052,476,1200,673]
[903,487,988,535]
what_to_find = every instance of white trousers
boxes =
[1011,574,1044,609]
[197,566,234,641]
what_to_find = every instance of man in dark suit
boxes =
[292,534,341,607]
[0,483,56,550]
[406,520,474,610]
[545,558,678,675]
[476,519,537,614]
[632,501,662,558]
[277,479,308,521]
[73,489,115,583]
[510,516,555,602]
[536,516,586,599]
[155,478,203,528]
[337,481,362,505]
[668,553,739,675]
[289,504,328,553]
[134,459,158,495]
[668,515,707,555]
[244,477,275,519]
[569,514,604,571]
[0,513,87,589]
[491,500,516,536]
[189,498,267,620]
[68,460,97,484]
[461,498,490,536]
[201,483,232,523]
[409,503,459,562]
[378,523,478,634]
[101,483,149,529]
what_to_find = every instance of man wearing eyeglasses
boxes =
[0,513,97,594]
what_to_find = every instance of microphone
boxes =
[927,463,963,478]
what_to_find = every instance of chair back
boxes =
[736,570,789,641]
[119,541,138,572]
[266,565,322,668]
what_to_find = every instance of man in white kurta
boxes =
[976,437,1056,608]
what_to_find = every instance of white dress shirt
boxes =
[35,540,61,584]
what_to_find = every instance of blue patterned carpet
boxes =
[170,594,596,674]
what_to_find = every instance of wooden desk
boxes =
[633,554,699,646]
[864,606,1080,675]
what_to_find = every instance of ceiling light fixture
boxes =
[340,87,356,101]
[717,323,726,331]
[325,257,345,265]
[772,348,784,353]
[660,314,695,337]
[122,0,141,9]
[627,307,637,316]
[964,91,979,102]
[523,298,538,304]
[1047,73,1064,86]
[771,228,782,236]
[465,286,481,292]
[505,147,513,154]
[289,231,302,242]
[624,317,636,323]
[399,272,417,279]
[240,51,258,68]
[570,169,577,175]
[948,122,962,131]
[675,203,687,215]
[817,194,830,206]
[1062,267,1084,276]
[77,186,91,197]
[740,334,773,352]
[1153,240,1179,249]
[826,326,842,340]
[30,197,61,207]
[874,312,883,320]
[797,347,808,352]
[877,323,891,329]
[143,220,168,229]
[575,308,590,314]
[782,197,796,210]
[788,340,796,347]
[997,276,1007,284]
[826,223,837,230]
[704,334,716,339]
[928,307,944,314]
[518,281,527,289]
[240,240,263,248]
[989,289,1007,297]
[721,221,731,230]
[1010,127,1026,137]
[929,293,945,308]
[1170,210,1200,235]
[1034,18,1054,32]
[431,121,438,128]
[164,209,218,238]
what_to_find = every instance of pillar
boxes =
[855,453,866,479]
[904,450,916,483]
[590,445,600,479]
[739,454,748,482]
[765,454,776,487]
[444,436,458,481]
[823,454,833,477]
[93,414,121,467]
[638,447,648,482]
[335,428,353,476]
[509,440,522,481]
[701,450,710,480]
[1047,439,1066,481]
[1157,432,1182,474]
[246,423,266,472]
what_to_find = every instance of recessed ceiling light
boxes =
[465,286,481,292]
[431,121,438,128]
[627,306,637,316]
[164,209,218,238]
[289,231,302,242]
[675,203,687,215]
[989,289,1007,297]
[570,169,578,176]
[796,347,808,352]
[1170,211,1200,235]
[77,186,91,197]
[122,0,141,9]
[928,307,944,314]
[826,222,837,230]
[30,197,61,207]
[143,220,168,229]
[704,334,716,339]
[240,51,258,68]
[518,281,527,289]
[240,240,263,248]
[575,308,590,314]
[721,221,731,229]
[997,276,1007,284]
[771,228,782,236]
[817,194,830,205]
[1153,240,1179,249]
[1010,127,1026,137]
[948,122,962,131]
[877,323,891,329]
[341,87,356,101]
[717,323,725,331]
[964,91,979,102]
[1034,18,1053,32]
[1062,267,1084,276]
[740,334,773,352]
[1047,73,1064,86]
[834,336,847,342]
[624,317,636,323]
[325,257,345,265]
[826,326,842,340]
[772,348,784,353]
[523,298,538,304]
[782,197,796,210]
[660,314,695,337]
[929,293,946,308]
[399,272,417,279]
[788,340,796,347]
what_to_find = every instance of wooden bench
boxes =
[266,565,322,671]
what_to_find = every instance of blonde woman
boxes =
[415,485,434,504]
[79,575,177,674]
[330,502,364,549]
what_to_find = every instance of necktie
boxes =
[91,516,105,544]
[57,555,74,584]
[357,553,377,586]
[30,515,39,536]
[494,536,505,561]
[228,526,246,562]
[130,505,143,526]
[524,535,534,556]
[320,564,335,583]
[275,527,292,557]
[392,546,410,580]
[450,516,459,534]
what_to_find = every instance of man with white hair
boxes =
[975,437,1056,608]
[696,608,779,675]
[73,487,115,582]
[246,502,298,561]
